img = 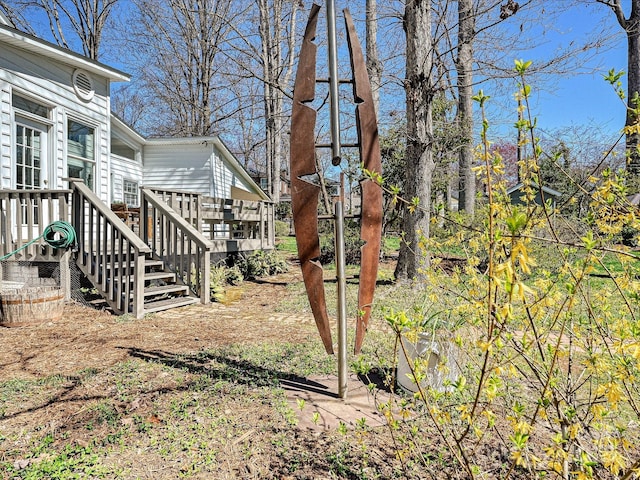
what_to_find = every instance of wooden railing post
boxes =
[70,180,151,318]
[141,188,212,304]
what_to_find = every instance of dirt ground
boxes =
[0,269,316,381]
[2,262,638,479]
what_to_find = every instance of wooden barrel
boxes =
[0,286,65,327]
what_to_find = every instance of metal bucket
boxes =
[397,333,460,393]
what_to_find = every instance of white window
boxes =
[123,179,139,207]
[15,123,43,189]
[67,119,95,189]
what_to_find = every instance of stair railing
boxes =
[71,180,151,318]
[141,188,212,304]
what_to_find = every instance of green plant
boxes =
[365,60,640,480]
[224,264,243,286]
[209,264,227,302]
[235,250,288,279]
[319,219,364,265]
[275,219,290,237]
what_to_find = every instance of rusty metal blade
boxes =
[344,9,383,355]
[290,4,333,355]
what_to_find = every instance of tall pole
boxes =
[327,0,341,167]
[327,0,348,399]
[335,200,348,399]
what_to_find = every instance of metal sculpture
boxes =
[290,4,334,355]
[344,9,383,355]
[290,3,382,361]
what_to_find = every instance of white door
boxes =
[14,116,50,240]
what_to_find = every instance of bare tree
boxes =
[0,1,37,33]
[126,0,237,137]
[366,0,382,116]
[111,84,148,132]
[395,0,435,280]
[1,0,119,59]
[596,0,640,178]
[456,0,476,215]
[256,0,300,202]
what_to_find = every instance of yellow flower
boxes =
[623,123,640,135]
[602,449,627,476]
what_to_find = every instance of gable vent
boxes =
[72,69,94,102]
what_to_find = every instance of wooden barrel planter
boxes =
[0,285,65,327]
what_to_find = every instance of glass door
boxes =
[15,117,49,238]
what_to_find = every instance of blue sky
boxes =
[16,0,632,144]
[500,2,629,139]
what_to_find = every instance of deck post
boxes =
[200,248,210,304]
[133,253,146,318]
[59,250,72,301]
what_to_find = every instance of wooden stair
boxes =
[89,253,200,315]
[139,257,199,313]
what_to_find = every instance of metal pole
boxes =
[326,0,341,167]
[327,0,347,399]
[335,200,348,399]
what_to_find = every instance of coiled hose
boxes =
[0,220,76,261]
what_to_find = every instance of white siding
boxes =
[52,107,65,189]
[111,154,143,205]
[143,142,255,199]
[143,143,215,195]
[0,42,111,200]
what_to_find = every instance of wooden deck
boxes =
[0,184,275,317]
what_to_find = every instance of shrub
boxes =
[225,264,244,286]
[235,250,288,279]
[209,265,227,302]
[318,220,364,265]
[275,220,290,237]
[372,65,640,480]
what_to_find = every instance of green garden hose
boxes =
[0,220,76,261]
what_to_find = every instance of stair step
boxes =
[143,284,190,297]
[104,259,164,270]
[144,296,199,314]
[144,271,176,282]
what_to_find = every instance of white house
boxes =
[0,12,268,205]
[0,13,273,317]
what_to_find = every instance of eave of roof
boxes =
[0,23,130,82]
[506,182,562,198]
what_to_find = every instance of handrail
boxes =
[141,187,212,304]
[72,181,151,253]
[71,180,151,318]
[138,188,274,251]
[147,188,201,228]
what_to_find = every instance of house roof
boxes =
[506,182,562,198]
[0,22,130,82]
[0,11,12,27]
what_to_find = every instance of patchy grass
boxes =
[275,236,297,255]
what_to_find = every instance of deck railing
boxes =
[71,180,151,318]
[147,188,275,253]
[141,188,212,304]
[0,189,72,261]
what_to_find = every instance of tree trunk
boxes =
[395,0,435,281]
[258,0,299,203]
[598,0,640,178]
[626,8,640,175]
[366,0,382,117]
[456,0,476,215]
